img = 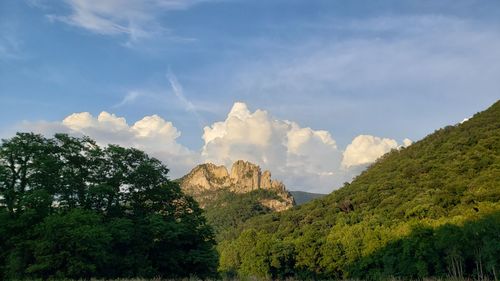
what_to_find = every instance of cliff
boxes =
[180,160,295,212]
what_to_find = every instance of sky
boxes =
[1,0,499,193]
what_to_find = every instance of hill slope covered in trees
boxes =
[178,161,295,241]
[218,101,500,280]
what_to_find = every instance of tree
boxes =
[0,133,217,279]
[27,209,111,279]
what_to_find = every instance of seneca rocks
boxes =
[180,160,295,212]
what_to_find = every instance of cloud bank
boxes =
[22,111,198,177]
[200,102,409,192]
[20,102,410,193]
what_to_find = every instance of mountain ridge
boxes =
[289,191,326,205]
[218,100,500,279]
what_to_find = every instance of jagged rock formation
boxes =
[180,163,230,193]
[229,160,261,192]
[180,160,295,212]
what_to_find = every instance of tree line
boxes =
[0,133,217,279]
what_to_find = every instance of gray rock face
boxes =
[181,163,230,191]
[261,170,272,189]
[179,160,295,211]
[229,160,261,192]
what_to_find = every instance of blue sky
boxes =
[1,0,499,192]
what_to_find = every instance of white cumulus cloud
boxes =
[402,138,413,147]
[22,111,198,178]
[341,135,399,168]
[202,102,286,166]
[18,103,411,193]
[201,102,406,192]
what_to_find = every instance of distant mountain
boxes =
[218,100,500,280]
[178,160,295,240]
[290,191,325,205]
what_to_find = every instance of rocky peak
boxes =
[261,170,272,189]
[179,160,295,211]
[229,160,261,192]
[180,163,230,193]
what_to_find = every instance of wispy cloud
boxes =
[166,70,205,125]
[0,23,25,61]
[43,0,207,42]
[110,80,221,116]
[167,72,195,111]
[235,16,500,98]
[223,15,500,134]
[113,91,143,108]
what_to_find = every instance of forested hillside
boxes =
[178,161,295,241]
[218,101,500,280]
[203,189,288,241]
[0,134,217,280]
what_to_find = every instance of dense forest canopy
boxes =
[218,101,500,280]
[202,189,285,241]
[0,133,217,279]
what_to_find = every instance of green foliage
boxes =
[0,133,217,280]
[202,189,282,241]
[349,213,500,280]
[218,100,500,279]
[28,209,111,278]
